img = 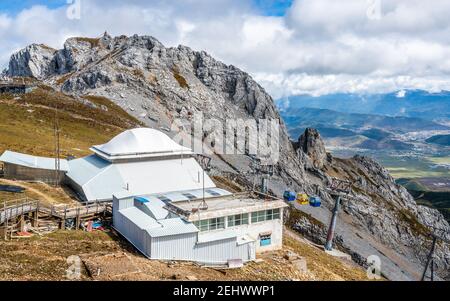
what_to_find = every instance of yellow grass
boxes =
[0,87,141,158]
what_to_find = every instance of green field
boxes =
[372,155,450,179]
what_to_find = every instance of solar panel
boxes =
[157,195,172,203]
[182,193,197,200]
[205,189,221,196]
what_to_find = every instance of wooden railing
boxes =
[0,199,39,225]
[1,199,111,226]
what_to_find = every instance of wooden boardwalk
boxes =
[1,199,110,227]
[0,200,38,225]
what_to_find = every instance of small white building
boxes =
[113,189,287,265]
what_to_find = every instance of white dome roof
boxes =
[91,128,192,160]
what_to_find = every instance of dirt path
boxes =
[0,179,56,204]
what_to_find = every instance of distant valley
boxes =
[278,98,450,180]
[282,109,450,177]
[281,107,450,155]
[283,106,447,142]
[278,92,450,222]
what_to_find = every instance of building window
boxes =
[260,234,272,246]
[266,209,280,220]
[199,220,209,232]
[194,217,225,232]
[228,213,249,227]
[251,209,281,223]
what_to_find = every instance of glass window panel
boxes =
[198,220,208,231]
[157,195,171,203]
[251,212,258,223]
[242,213,249,225]
[258,211,265,222]
[218,217,225,229]
[228,216,234,227]
[273,209,280,219]
[210,218,218,230]
[235,214,241,226]
[206,189,221,196]
[182,193,196,200]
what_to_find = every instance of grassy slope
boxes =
[0,87,142,158]
[0,230,368,281]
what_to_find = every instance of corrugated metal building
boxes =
[0,151,69,184]
[113,192,258,264]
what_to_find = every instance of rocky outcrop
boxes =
[295,128,329,169]
[7,44,57,79]
[5,34,450,280]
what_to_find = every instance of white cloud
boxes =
[0,0,449,97]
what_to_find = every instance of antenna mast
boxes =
[420,228,450,281]
[54,102,61,187]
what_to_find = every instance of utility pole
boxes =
[54,102,61,187]
[420,229,449,281]
[196,154,211,210]
[421,236,437,281]
[324,177,355,251]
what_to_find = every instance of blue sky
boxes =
[253,0,293,16]
[0,0,293,16]
[0,0,67,15]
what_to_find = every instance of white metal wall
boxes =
[227,215,284,252]
[151,233,254,264]
[113,206,152,257]
[113,196,258,264]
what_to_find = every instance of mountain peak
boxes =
[296,128,328,169]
